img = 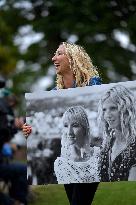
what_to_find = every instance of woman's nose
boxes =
[104,110,111,118]
[52,55,56,62]
[68,125,73,136]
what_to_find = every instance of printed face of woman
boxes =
[62,115,86,147]
[52,44,71,75]
[102,98,121,130]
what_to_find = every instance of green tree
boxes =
[0,0,136,110]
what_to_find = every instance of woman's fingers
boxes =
[22,123,32,138]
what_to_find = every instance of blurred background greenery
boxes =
[0,0,136,115]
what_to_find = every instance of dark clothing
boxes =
[0,193,14,205]
[0,163,27,204]
[0,98,17,151]
[64,183,99,205]
[100,140,136,181]
[0,96,27,204]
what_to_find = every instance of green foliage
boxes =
[0,0,136,113]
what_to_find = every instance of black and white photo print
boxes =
[26,80,136,184]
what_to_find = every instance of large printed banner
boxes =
[26,80,136,185]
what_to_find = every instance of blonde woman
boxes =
[98,84,136,181]
[23,42,101,205]
[54,106,99,184]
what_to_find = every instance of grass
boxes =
[28,184,69,205]
[28,182,136,205]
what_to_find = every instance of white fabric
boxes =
[54,156,100,184]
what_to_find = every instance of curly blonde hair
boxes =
[97,84,136,147]
[56,42,99,89]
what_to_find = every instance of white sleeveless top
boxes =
[54,156,100,184]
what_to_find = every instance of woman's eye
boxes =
[54,52,62,56]
[64,123,68,127]
[57,52,63,56]
[111,107,117,111]
[73,124,79,128]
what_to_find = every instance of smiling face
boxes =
[52,44,71,75]
[62,115,86,147]
[102,98,121,130]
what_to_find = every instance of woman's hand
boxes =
[22,123,32,139]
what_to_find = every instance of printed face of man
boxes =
[62,115,86,147]
[102,98,121,130]
[52,44,71,75]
